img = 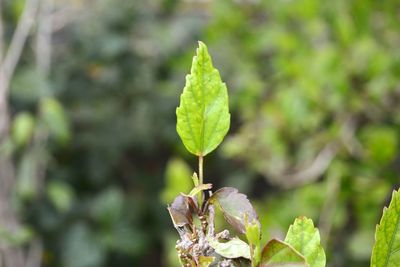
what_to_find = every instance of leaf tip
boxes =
[198,40,207,49]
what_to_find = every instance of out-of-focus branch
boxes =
[3,248,24,267]
[22,1,55,266]
[280,142,339,188]
[36,0,53,75]
[0,0,40,205]
[339,115,363,157]
[0,1,4,61]
[25,239,43,267]
[317,117,359,245]
[50,7,80,32]
[0,1,41,266]
[0,0,40,93]
[319,168,342,247]
[279,116,358,188]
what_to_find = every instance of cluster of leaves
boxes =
[170,42,326,267]
[170,42,400,267]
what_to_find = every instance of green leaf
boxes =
[208,237,251,259]
[208,187,259,234]
[47,181,74,212]
[0,225,34,246]
[12,112,35,147]
[245,219,262,265]
[245,218,261,246]
[284,217,326,267]
[16,151,38,199]
[371,189,400,267]
[176,41,230,156]
[260,239,308,267]
[40,97,70,144]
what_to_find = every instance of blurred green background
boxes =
[1,0,400,266]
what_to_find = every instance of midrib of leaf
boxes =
[384,197,400,267]
[200,47,206,155]
[300,220,305,255]
[177,41,230,157]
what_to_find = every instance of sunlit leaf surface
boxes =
[371,189,400,267]
[285,217,326,267]
[176,41,230,156]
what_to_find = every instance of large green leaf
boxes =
[260,239,307,267]
[284,217,326,267]
[176,41,230,156]
[371,189,400,267]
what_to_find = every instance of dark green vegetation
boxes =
[1,0,400,267]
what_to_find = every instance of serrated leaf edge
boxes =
[371,189,400,267]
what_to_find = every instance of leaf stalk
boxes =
[199,155,204,185]
[198,155,204,207]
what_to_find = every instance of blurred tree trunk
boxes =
[0,0,40,266]
[0,3,22,265]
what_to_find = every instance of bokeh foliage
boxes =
[2,0,400,266]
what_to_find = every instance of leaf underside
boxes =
[209,187,259,234]
[284,217,326,267]
[176,41,230,156]
[371,189,400,267]
[167,195,193,228]
[260,239,308,267]
[208,237,251,259]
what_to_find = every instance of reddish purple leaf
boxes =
[208,187,259,234]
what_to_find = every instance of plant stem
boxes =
[198,155,204,208]
[199,155,204,185]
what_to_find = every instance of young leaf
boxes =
[188,183,212,197]
[208,237,251,259]
[284,217,326,267]
[245,219,262,266]
[208,187,259,234]
[371,189,400,267]
[260,239,308,267]
[176,41,230,156]
[192,172,199,187]
[245,217,261,245]
[167,195,192,229]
